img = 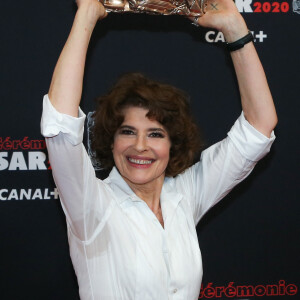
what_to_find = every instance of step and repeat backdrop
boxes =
[0,0,299,299]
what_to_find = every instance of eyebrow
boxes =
[119,125,166,132]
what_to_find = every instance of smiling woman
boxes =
[113,105,171,181]
[92,73,202,177]
[112,106,171,213]
[40,0,277,299]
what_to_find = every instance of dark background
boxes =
[0,0,299,299]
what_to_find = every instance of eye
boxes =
[149,131,164,138]
[120,129,135,135]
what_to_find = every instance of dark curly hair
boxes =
[92,73,203,177]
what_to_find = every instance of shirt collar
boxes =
[106,167,183,209]
[106,167,138,204]
[160,178,183,225]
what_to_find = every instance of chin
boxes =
[125,174,155,185]
[122,169,166,186]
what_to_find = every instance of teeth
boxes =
[128,158,152,165]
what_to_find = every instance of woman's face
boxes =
[112,106,171,186]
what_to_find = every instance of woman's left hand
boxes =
[193,0,249,42]
[192,0,278,137]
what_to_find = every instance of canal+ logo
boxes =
[205,30,267,44]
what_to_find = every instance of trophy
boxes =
[101,0,208,18]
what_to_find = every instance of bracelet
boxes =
[226,31,254,52]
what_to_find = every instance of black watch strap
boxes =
[227,31,254,52]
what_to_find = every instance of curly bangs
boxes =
[92,73,203,177]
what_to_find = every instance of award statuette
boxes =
[101,0,208,17]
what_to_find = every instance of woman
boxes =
[41,0,277,299]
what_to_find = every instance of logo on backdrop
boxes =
[199,280,298,299]
[293,0,300,13]
[235,0,290,13]
[0,137,50,171]
[0,188,59,201]
[86,112,102,171]
[205,30,267,43]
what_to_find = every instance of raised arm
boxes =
[41,1,109,241]
[48,0,107,116]
[194,0,277,137]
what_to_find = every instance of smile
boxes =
[127,157,153,165]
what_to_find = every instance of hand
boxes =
[76,0,108,24]
[193,0,248,42]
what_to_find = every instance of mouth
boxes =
[126,156,155,168]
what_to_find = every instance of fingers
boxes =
[99,9,108,20]
[75,0,108,21]
[95,0,109,19]
[187,11,213,28]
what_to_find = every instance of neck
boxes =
[123,176,164,212]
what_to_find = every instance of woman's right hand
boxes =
[76,0,108,25]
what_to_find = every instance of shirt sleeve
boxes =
[174,112,276,225]
[41,94,112,242]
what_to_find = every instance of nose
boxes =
[134,134,148,152]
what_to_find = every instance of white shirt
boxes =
[41,95,275,300]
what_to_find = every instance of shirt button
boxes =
[173,289,177,293]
